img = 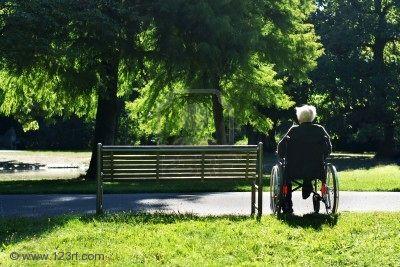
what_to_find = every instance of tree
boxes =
[0,0,149,179]
[1,0,323,178]
[228,0,323,149]
[311,0,400,157]
[129,0,322,145]
[147,0,262,144]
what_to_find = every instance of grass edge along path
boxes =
[1,175,400,195]
[1,164,400,194]
[0,212,399,266]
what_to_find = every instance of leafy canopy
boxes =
[0,0,148,129]
[310,0,400,144]
[128,0,323,142]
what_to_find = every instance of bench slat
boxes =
[102,154,257,160]
[102,163,256,170]
[103,168,256,174]
[100,145,259,180]
[102,173,256,179]
[102,159,257,165]
[102,145,257,148]
[102,153,257,156]
[102,146,257,152]
[102,156,257,162]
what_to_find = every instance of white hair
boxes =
[295,105,316,123]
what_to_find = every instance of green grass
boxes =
[1,212,399,266]
[1,164,400,194]
[0,151,399,193]
[339,165,400,191]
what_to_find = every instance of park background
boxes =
[0,0,399,266]
[0,0,399,175]
[0,0,399,208]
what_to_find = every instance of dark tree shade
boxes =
[311,0,400,157]
[0,0,149,179]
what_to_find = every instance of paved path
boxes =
[1,192,400,218]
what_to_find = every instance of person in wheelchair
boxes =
[277,105,332,213]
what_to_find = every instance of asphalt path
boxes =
[1,192,399,218]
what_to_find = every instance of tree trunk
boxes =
[376,123,397,159]
[246,124,276,153]
[265,125,277,153]
[211,80,227,145]
[86,61,119,180]
[246,124,257,145]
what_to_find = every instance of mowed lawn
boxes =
[1,164,400,194]
[339,165,400,191]
[0,212,399,266]
[0,151,400,193]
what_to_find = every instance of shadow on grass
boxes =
[0,215,71,248]
[0,212,250,248]
[0,178,270,194]
[277,213,339,230]
[85,212,251,224]
[0,178,94,194]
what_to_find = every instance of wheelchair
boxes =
[270,137,339,215]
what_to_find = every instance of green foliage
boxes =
[0,0,322,143]
[127,0,322,141]
[310,0,400,152]
[224,59,291,133]
[0,0,147,129]
[126,83,216,144]
[0,70,96,130]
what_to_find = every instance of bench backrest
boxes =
[98,144,261,180]
[96,143,264,216]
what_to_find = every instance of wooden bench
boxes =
[96,143,263,216]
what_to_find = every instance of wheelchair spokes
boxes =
[323,164,339,214]
[270,165,283,214]
[270,162,339,215]
[323,183,332,210]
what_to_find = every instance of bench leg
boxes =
[257,142,263,217]
[257,182,263,218]
[96,178,103,215]
[251,183,256,216]
[96,143,103,215]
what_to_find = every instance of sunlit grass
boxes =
[0,212,399,266]
[339,165,400,191]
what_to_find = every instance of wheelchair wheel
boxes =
[270,165,283,214]
[323,164,339,214]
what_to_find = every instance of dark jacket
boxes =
[277,122,332,180]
